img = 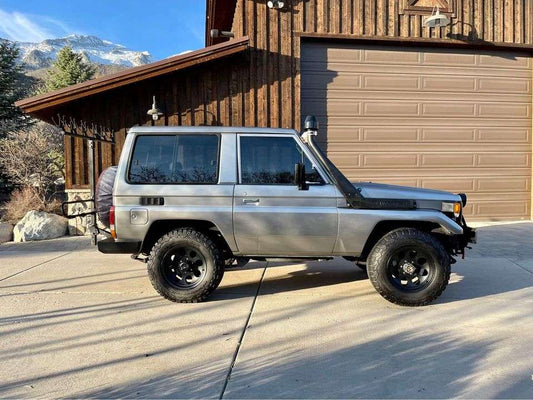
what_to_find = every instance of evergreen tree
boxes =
[41,46,96,93]
[0,39,28,138]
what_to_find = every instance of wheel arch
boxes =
[140,219,234,256]
[359,220,441,262]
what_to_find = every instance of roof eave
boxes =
[16,36,249,114]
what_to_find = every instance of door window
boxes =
[240,136,324,185]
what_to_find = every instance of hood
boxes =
[353,182,461,204]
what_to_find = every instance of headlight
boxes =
[442,202,462,218]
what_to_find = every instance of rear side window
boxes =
[128,135,219,184]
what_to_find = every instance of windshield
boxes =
[302,135,364,207]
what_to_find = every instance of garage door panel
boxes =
[363,49,420,63]
[363,102,419,116]
[478,54,532,68]
[362,128,419,141]
[421,102,477,117]
[302,42,532,220]
[477,128,530,142]
[477,177,531,192]
[421,76,477,91]
[478,77,531,94]
[363,75,421,90]
[478,103,531,118]
[421,51,477,66]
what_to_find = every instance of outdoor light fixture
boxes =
[423,6,451,28]
[147,96,163,121]
[210,29,235,39]
[267,1,285,10]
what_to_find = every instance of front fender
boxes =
[335,209,463,255]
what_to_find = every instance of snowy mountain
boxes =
[15,34,152,69]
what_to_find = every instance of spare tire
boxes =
[95,166,117,227]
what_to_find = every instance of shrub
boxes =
[2,187,62,223]
[0,122,64,203]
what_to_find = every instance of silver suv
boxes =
[95,117,476,306]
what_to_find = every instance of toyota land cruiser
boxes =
[93,116,476,306]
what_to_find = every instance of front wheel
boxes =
[147,228,224,303]
[367,228,450,306]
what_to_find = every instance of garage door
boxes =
[301,42,532,220]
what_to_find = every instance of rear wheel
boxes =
[367,228,450,306]
[147,228,224,303]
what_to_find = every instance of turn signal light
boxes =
[109,206,116,239]
[453,202,462,218]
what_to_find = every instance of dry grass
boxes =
[2,187,62,223]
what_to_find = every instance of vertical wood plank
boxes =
[294,0,303,129]
[280,4,292,128]
[376,0,386,36]
[503,0,513,42]
[270,7,280,127]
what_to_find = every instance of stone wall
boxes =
[66,190,92,236]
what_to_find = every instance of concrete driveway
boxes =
[0,223,532,399]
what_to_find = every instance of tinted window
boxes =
[129,135,219,184]
[240,136,324,185]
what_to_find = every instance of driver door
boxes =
[233,134,338,256]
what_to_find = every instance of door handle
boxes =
[243,198,260,205]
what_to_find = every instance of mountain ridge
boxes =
[14,34,153,70]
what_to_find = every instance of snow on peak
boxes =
[16,34,153,69]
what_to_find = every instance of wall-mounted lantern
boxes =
[267,1,285,10]
[147,96,163,121]
[423,6,451,28]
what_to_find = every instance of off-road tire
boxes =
[367,228,450,307]
[147,228,224,303]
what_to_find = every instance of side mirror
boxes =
[294,163,308,191]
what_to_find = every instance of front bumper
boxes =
[97,238,141,254]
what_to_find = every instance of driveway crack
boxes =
[219,263,268,399]
[0,252,71,283]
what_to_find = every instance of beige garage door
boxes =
[301,42,532,220]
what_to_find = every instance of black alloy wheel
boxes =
[386,246,435,292]
[161,245,207,289]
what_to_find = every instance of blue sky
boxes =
[0,0,206,60]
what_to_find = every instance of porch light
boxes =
[147,96,163,121]
[423,6,451,28]
[267,1,285,10]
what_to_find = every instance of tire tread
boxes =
[367,228,451,307]
[147,228,224,303]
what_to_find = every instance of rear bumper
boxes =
[97,238,141,254]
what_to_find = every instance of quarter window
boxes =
[129,135,219,184]
[240,136,324,185]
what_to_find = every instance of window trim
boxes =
[236,133,330,186]
[126,133,221,185]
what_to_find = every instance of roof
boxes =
[129,126,298,135]
[205,0,238,46]
[16,36,249,114]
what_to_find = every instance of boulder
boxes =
[0,223,14,243]
[13,211,68,242]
